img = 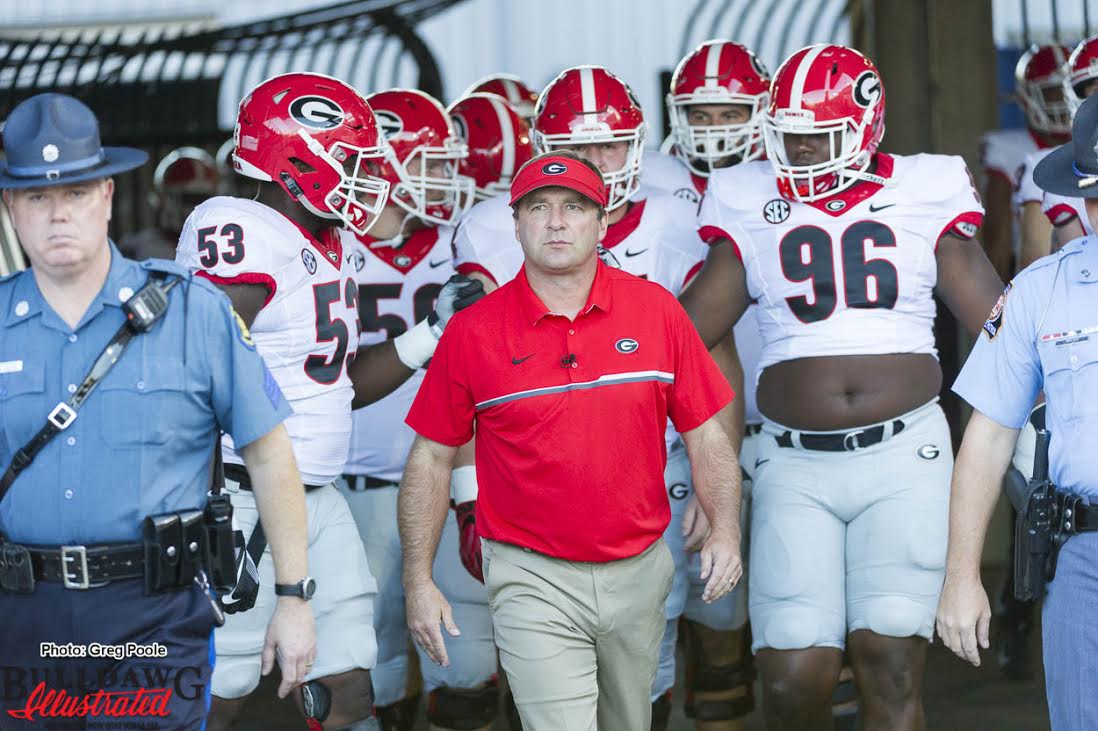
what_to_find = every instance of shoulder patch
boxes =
[982,282,1012,340]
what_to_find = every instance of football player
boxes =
[1028,36,1098,260]
[980,44,1070,280]
[338,87,480,731]
[452,64,738,731]
[649,39,770,731]
[449,92,534,202]
[175,73,481,731]
[680,44,1003,730]
[118,146,218,260]
[461,73,540,125]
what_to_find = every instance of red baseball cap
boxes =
[509,154,608,207]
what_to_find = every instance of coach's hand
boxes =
[407,580,461,667]
[698,528,742,603]
[429,275,485,336]
[936,571,991,667]
[263,598,317,698]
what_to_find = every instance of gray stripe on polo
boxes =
[475,370,675,411]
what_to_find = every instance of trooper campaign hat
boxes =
[0,93,147,189]
[1034,92,1098,198]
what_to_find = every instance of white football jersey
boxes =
[177,196,360,485]
[1042,192,1095,236]
[698,154,984,373]
[980,128,1037,198]
[642,149,705,207]
[342,225,455,482]
[1014,148,1053,210]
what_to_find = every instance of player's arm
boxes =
[980,172,1014,281]
[464,270,498,294]
[678,240,749,348]
[1019,201,1055,270]
[708,333,744,455]
[935,232,1005,337]
[1052,219,1086,253]
[217,283,270,328]
[350,275,485,409]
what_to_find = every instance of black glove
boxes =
[428,274,485,336]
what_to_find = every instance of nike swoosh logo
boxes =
[868,203,895,212]
[429,258,451,268]
[754,458,770,468]
[511,354,534,365]
[624,249,648,257]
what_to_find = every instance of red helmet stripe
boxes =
[789,45,827,111]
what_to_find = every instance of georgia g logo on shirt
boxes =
[615,338,639,354]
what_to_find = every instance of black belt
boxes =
[225,464,325,492]
[1062,496,1098,533]
[7,542,145,589]
[745,423,763,437]
[775,419,905,452]
[342,474,398,491]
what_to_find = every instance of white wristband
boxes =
[392,318,440,370]
[450,465,479,504]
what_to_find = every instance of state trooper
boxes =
[0,93,315,729]
[937,92,1098,730]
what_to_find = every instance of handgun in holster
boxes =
[1009,428,1056,602]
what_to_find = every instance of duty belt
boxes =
[774,419,905,452]
[0,540,144,590]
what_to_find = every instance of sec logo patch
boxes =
[763,199,790,224]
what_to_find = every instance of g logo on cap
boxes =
[289,96,345,130]
[542,162,568,175]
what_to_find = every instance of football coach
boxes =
[398,151,742,730]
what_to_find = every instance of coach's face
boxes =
[5,178,113,278]
[514,187,607,275]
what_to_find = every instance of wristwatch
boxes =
[274,577,317,600]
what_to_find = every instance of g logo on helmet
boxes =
[374,110,404,140]
[615,338,639,354]
[289,96,345,130]
[853,71,881,108]
[542,162,568,175]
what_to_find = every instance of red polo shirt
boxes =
[405,261,734,561]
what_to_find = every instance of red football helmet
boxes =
[1064,37,1098,114]
[448,92,534,201]
[233,72,390,235]
[150,147,218,231]
[366,88,473,226]
[1015,44,1071,135]
[533,65,646,211]
[666,40,770,174]
[763,44,886,202]
[463,73,540,123]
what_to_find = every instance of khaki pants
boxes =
[482,538,674,730]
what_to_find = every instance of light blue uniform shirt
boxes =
[0,245,291,544]
[954,235,1098,498]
